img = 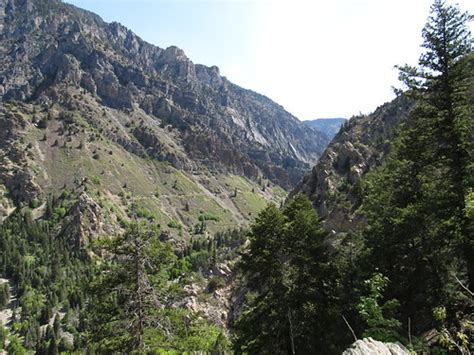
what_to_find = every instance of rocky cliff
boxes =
[0,0,332,242]
[291,96,412,232]
[0,0,326,190]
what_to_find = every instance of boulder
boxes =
[342,337,409,355]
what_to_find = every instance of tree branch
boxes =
[342,315,358,342]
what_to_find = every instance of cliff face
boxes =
[304,118,347,141]
[291,96,412,232]
[0,0,326,190]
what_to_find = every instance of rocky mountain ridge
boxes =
[0,0,327,190]
[304,117,347,141]
[0,0,332,241]
[291,96,412,232]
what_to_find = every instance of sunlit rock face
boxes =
[0,0,328,189]
[343,338,409,355]
[291,96,412,232]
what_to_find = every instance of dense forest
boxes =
[0,192,241,353]
[0,0,472,354]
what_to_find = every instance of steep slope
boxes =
[291,96,412,232]
[0,0,327,238]
[0,98,289,243]
[304,117,347,141]
[0,0,326,189]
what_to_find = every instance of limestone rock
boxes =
[212,263,232,279]
[0,0,329,189]
[62,192,106,248]
[342,338,409,355]
[0,107,42,205]
[291,96,412,233]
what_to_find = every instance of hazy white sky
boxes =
[67,0,473,119]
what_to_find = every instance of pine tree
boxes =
[282,194,333,353]
[235,195,335,353]
[398,0,473,288]
[0,283,9,310]
[240,203,286,290]
[47,333,59,355]
[364,0,473,333]
[53,314,61,337]
[87,222,176,352]
[234,204,288,353]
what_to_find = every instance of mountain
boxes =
[304,117,347,140]
[1,0,472,352]
[291,96,412,232]
[0,0,327,188]
[0,0,328,239]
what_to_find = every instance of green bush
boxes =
[207,276,226,293]
[167,220,182,230]
[357,273,402,342]
[29,198,40,209]
[135,207,155,221]
[188,251,211,272]
[91,176,102,185]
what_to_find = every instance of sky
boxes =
[66,0,474,120]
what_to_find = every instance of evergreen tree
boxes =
[234,204,288,354]
[0,283,9,310]
[397,0,473,288]
[364,0,473,333]
[235,195,337,354]
[53,314,61,337]
[48,333,59,355]
[87,222,176,352]
[282,195,338,354]
[240,203,286,291]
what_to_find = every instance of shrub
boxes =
[207,276,226,293]
[167,220,182,230]
[90,176,101,185]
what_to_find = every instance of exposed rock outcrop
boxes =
[342,338,409,355]
[175,279,234,330]
[62,192,106,248]
[0,0,327,188]
[291,96,412,232]
[0,105,42,205]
